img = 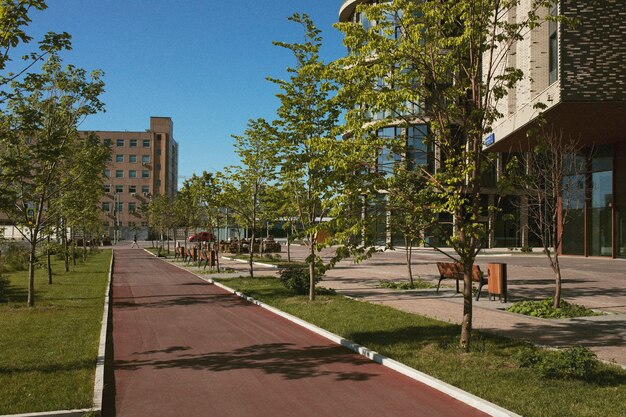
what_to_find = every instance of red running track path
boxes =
[106,249,489,417]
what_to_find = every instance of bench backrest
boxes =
[437,262,484,282]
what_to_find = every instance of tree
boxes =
[147,194,170,256]
[0,52,105,307]
[269,14,353,301]
[218,118,277,278]
[336,0,561,349]
[517,127,585,308]
[54,132,111,266]
[386,166,436,284]
[0,1,72,102]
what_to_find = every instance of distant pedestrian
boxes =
[131,234,139,248]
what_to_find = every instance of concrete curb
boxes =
[0,252,114,417]
[220,256,279,269]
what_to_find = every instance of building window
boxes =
[129,170,137,178]
[102,202,110,212]
[141,185,150,194]
[142,155,150,164]
[129,221,136,228]
[155,163,161,171]
[103,221,110,228]
[115,154,124,163]
[115,185,123,193]
[103,184,110,193]
[128,202,136,213]
[142,170,150,178]
[407,125,432,170]
[142,139,150,147]
[116,139,124,147]
[156,148,162,156]
[104,169,110,178]
[129,185,137,193]
[130,139,137,147]
[115,170,123,178]
[116,203,123,213]
[141,221,148,227]
[549,4,558,84]
[129,154,137,163]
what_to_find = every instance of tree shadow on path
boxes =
[115,342,379,382]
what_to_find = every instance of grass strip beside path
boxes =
[216,276,626,417]
[0,250,111,415]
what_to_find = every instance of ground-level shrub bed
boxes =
[0,250,111,415]
[217,276,626,417]
[506,297,603,319]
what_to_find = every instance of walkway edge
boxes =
[198,275,522,417]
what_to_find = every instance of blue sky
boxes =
[24,0,347,185]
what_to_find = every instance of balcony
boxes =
[339,0,364,22]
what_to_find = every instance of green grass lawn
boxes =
[0,250,111,415]
[217,276,626,417]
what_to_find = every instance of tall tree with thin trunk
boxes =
[269,14,348,301]
[218,118,277,278]
[0,53,104,307]
[518,127,585,308]
[337,0,563,349]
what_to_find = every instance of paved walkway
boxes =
[215,245,626,367]
[107,248,490,417]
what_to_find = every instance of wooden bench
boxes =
[436,262,488,301]
[174,246,185,260]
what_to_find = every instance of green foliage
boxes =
[520,245,533,253]
[278,266,322,295]
[378,278,435,290]
[1,242,29,272]
[507,298,602,319]
[0,274,9,300]
[516,346,600,380]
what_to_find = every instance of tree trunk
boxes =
[249,230,255,278]
[47,234,52,285]
[308,236,316,301]
[28,239,37,308]
[460,265,473,351]
[287,231,291,263]
[404,234,413,286]
[71,228,76,266]
[63,224,69,272]
[82,230,87,262]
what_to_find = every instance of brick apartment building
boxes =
[91,116,179,241]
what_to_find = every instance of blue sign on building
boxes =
[484,133,495,147]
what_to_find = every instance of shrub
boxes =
[506,298,602,319]
[516,346,599,380]
[520,245,533,253]
[378,278,435,290]
[0,274,10,301]
[278,266,322,295]
[1,243,30,272]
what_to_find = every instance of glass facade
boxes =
[562,144,615,257]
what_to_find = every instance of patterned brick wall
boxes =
[561,0,626,102]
